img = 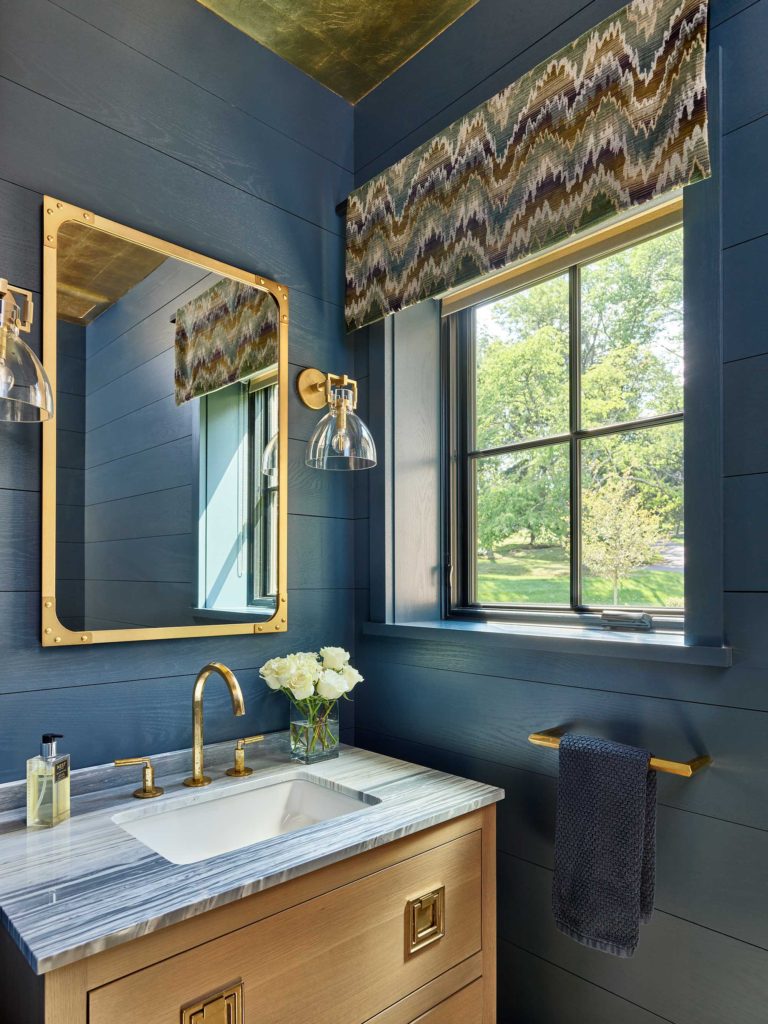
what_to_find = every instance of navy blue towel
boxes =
[552,734,656,957]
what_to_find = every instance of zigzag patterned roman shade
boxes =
[174,279,279,404]
[345,0,710,332]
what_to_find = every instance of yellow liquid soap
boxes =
[26,734,70,829]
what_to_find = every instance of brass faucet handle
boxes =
[114,757,164,799]
[226,735,265,777]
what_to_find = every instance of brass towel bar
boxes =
[528,729,712,778]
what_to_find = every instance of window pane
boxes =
[580,229,683,428]
[580,422,683,609]
[474,274,569,449]
[474,444,570,605]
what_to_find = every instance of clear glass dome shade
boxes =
[305,387,376,471]
[0,326,54,423]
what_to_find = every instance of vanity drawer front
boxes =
[410,979,484,1023]
[88,830,482,1024]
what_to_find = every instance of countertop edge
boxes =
[0,742,503,976]
[30,788,503,975]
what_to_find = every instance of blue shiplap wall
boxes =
[56,320,86,627]
[80,264,214,630]
[0,0,355,779]
[353,1,768,1021]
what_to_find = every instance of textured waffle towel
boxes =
[552,734,656,957]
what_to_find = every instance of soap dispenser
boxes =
[26,734,70,828]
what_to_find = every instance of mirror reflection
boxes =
[54,221,280,633]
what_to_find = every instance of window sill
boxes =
[193,606,274,624]
[362,619,732,667]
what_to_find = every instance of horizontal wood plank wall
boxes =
[0,0,355,780]
[56,321,86,625]
[352,0,768,1021]
[80,266,215,629]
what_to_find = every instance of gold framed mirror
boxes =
[41,197,288,646]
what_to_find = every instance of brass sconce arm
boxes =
[0,279,34,334]
[296,367,358,410]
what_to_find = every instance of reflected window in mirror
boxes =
[197,370,278,621]
[250,373,279,602]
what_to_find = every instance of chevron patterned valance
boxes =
[345,0,710,332]
[175,279,279,405]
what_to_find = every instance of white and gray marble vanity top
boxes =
[0,734,503,975]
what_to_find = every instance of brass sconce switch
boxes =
[226,735,265,777]
[406,885,445,956]
[182,982,243,1023]
[114,757,164,799]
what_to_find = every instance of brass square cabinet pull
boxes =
[406,886,445,956]
[182,982,243,1023]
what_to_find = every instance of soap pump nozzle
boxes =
[40,733,63,758]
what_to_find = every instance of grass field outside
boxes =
[476,542,684,608]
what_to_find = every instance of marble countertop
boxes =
[0,734,503,975]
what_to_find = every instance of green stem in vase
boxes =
[286,694,338,756]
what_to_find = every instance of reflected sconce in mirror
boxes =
[261,430,279,476]
[0,279,53,423]
[297,368,376,471]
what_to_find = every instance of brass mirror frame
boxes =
[41,196,288,646]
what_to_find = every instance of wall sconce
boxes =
[297,368,376,471]
[0,279,54,423]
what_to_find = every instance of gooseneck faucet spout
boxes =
[183,662,245,787]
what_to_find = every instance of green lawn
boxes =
[476,544,683,607]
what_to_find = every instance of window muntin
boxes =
[450,224,684,621]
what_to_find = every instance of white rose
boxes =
[288,676,316,700]
[285,652,321,699]
[319,646,350,671]
[261,671,282,691]
[259,656,292,689]
[316,668,348,700]
[341,664,363,691]
[260,652,321,698]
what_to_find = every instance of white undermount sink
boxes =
[113,774,378,865]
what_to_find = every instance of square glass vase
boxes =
[289,702,340,764]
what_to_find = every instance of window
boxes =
[445,219,684,629]
[198,370,278,617]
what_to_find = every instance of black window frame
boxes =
[443,221,686,632]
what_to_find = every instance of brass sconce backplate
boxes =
[296,366,328,409]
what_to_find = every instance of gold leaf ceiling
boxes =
[194,0,480,102]
[57,223,166,325]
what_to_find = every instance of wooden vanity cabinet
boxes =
[8,807,496,1024]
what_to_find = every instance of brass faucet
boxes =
[183,662,245,787]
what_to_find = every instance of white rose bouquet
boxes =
[259,647,363,761]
